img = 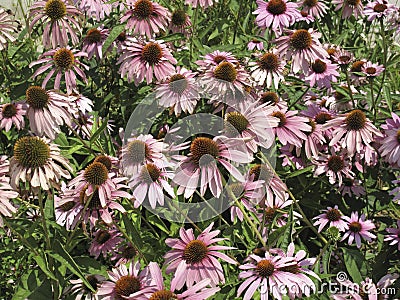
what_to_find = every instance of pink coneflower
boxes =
[313,205,348,232]
[173,136,253,198]
[169,10,192,36]
[224,101,278,152]
[89,228,123,259]
[274,28,328,73]
[148,262,221,299]
[384,220,400,250]
[364,0,396,21]
[97,262,156,300]
[332,48,354,67]
[349,59,367,84]
[0,102,25,132]
[342,211,376,248]
[185,0,214,8]
[196,50,237,70]
[25,86,74,140]
[0,9,17,50]
[112,243,137,267]
[237,250,300,300]
[297,10,315,23]
[257,196,293,232]
[155,67,199,116]
[28,0,82,48]
[313,150,354,185]
[270,107,312,147]
[78,0,113,21]
[82,27,109,60]
[121,0,170,39]
[361,61,385,78]
[9,136,72,192]
[332,0,364,19]
[118,39,176,85]
[324,109,382,156]
[302,119,326,159]
[164,222,237,289]
[0,157,18,227]
[258,91,288,110]
[68,92,93,114]
[248,49,286,89]
[379,112,400,167]
[247,39,264,51]
[390,177,400,204]
[300,0,327,18]
[69,274,105,300]
[29,47,88,94]
[338,178,366,197]
[253,0,301,35]
[279,144,307,169]
[305,58,340,89]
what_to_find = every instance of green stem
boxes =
[288,86,310,109]
[2,217,39,256]
[345,70,356,108]
[312,240,331,269]
[232,0,245,44]
[189,6,200,63]
[375,18,388,109]
[370,79,376,123]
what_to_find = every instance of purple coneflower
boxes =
[338,178,366,197]
[121,0,170,39]
[342,211,376,248]
[364,0,397,21]
[247,39,264,51]
[185,0,214,8]
[361,61,385,78]
[332,48,354,67]
[69,274,105,300]
[29,47,88,94]
[169,10,192,36]
[82,27,109,60]
[78,0,113,21]
[313,205,348,232]
[196,50,237,70]
[379,112,400,167]
[28,0,82,48]
[305,58,340,89]
[300,0,327,18]
[89,228,123,259]
[297,10,315,23]
[112,243,137,267]
[384,220,400,250]
[0,102,25,132]
[0,9,17,50]
[164,222,237,289]
[0,157,18,227]
[332,0,364,19]
[118,39,176,85]
[68,92,93,115]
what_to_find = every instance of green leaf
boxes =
[121,213,143,248]
[31,253,58,282]
[286,166,314,178]
[102,24,125,54]
[90,117,109,144]
[341,247,368,283]
[267,224,289,247]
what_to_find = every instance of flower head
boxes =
[364,0,397,21]
[305,58,340,89]
[361,61,385,78]
[313,150,354,185]
[169,10,192,36]
[0,157,19,227]
[78,0,113,21]
[313,205,348,232]
[379,112,400,167]
[83,27,109,60]
[0,9,18,50]
[89,228,123,259]
[196,50,237,70]
[384,220,400,250]
[300,0,328,18]
[342,211,376,248]
[68,274,105,300]
[332,0,364,19]
[0,102,26,132]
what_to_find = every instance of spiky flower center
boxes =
[338,55,352,64]
[373,3,387,12]
[80,188,102,209]
[259,52,279,71]
[190,137,219,167]
[253,248,266,257]
[84,162,109,185]
[396,130,400,144]
[183,240,208,264]
[314,112,332,124]
[264,206,277,223]
[14,136,50,168]
[350,61,365,73]
[327,155,344,172]
[271,111,287,127]
[256,259,275,277]
[26,86,50,109]
[122,245,137,259]
[213,62,237,82]
[229,182,244,201]
[96,230,111,244]
[127,140,150,164]
[115,276,141,299]
[290,29,312,50]
[60,201,75,212]
[260,92,279,105]
[140,163,161,183]
[267,0,287,15]
[279,263,300,274]
[345,109,366,131]
[171,10,187,26]
[45,0,66,21]
[303,0,318,7]
[213,55,227,64]
[311,59,327,73]
[53,48,74,70]
[225,111,249,135]
[93,155,112,171]
[349,221,362,233]
[365,67,376,75]
[326,208,341,222]
[142,42,163,65]
[117,31,127,42]
[2,103,17,118]
[134,0,154,19]
[86,28,102,43]
[169,74,188,94]
[327,48,336,56]
[85,275,99,291]
[249,164,271,181]
[346,0,360,5]
[149,290,178,300]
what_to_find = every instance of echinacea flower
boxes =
[300,0,327,18]
[361,61,385,78]
[364,0,397,21]
[248,49,286,89]
[313,150,354,185]
[0,9,17,50]
[390,176,400,204]
[78,0,113,21]
[97,262,156,300]
[28,0,82,48]
[169,10,192,36]
[379,112,400,167]
[274,28,328,73]
[9,136,72,192]
[68,274,105,300]
[342,211,376,248]
[196,50,237,70]
[337,178,366,197]
[324,109,382,156]
[89,228,123,259]
[313,205,348,232]
[332,48,354,67]
[332,0,364,19]
[164,222,237,289]
[0,157,19,227]
[155,67,200,116]
[147,262,221,299]
[112,243,137,267]
[25,86,74,140]
[118,39,176,85]
[247,39,264,51]
[253,0,301,35]
[68,92,93,114]
[29,47,88,94]
[82,27,109,60]
[185,0,214,9]
[384,220,400,250]
[173,136,253,198]
[305,58,340,89]
[121,0,170,39]
[0,102,26,132]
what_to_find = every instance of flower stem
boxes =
[232,0,245,44]
[189,6,200,62]
[370,79,376,123]
[375,18,388,110]
[345,70,355,108]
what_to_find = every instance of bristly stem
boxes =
[375,18,388,109]
[370,78,376,123]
